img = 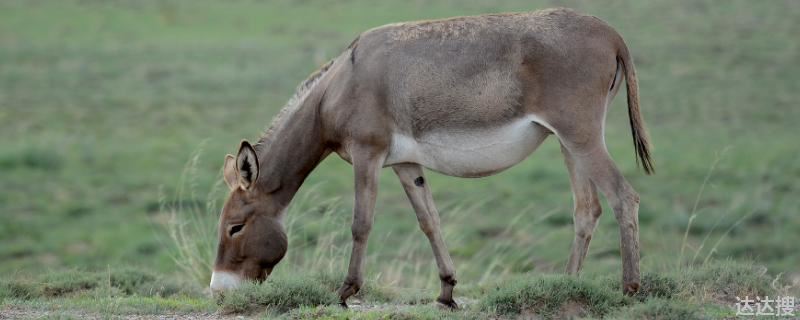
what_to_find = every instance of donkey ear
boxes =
[235,140,259,190]
[223,154,238,190]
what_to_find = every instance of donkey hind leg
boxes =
[561,144,603,275]
[563,141,641,295]
[392,163,458,308]
[337,147,385,307]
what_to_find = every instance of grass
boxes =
[1,0,799,318]
[218,275,339,314]
[0,260,791,318]
[162,143,221,287]
[680,261,774,303]
[285,305,485,320]
[0,268,189,301]
[609,298,704,320]
[480,275,630,317]
[0,268,214,316]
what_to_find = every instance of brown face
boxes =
[209,141,287,293]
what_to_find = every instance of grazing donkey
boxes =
[210,8,653,308]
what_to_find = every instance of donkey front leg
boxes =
[338,148,384,307]
[392,164,458,308]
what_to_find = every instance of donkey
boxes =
[209,8,653,308]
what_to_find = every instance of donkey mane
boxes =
[256,58,335,149]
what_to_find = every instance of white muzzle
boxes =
[209,271,242,292]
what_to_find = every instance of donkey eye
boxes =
[229,224,244,237]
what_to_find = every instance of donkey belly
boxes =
[386,116,550,177]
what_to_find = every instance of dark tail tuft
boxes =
[618,45,655,174]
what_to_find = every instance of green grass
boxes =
[0,268,191,301]
[609,298,704,320]
[218,275,339,314]
[480,275,630,317]
[1,0,799,318]
[285,304,489,320]
[0,268,214,316]
[0,260,790,318]
[476,261,782,319]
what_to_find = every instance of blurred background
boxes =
[1,0,798,298]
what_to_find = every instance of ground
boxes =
[1,0,799,319]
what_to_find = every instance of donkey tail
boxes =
[618,41,654,175]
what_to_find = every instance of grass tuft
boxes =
[162,144,221,287]
[635,273,681,301]
[681,260,773,302]
[480,274,629,318]
[219,274,338,314]
[610,298,703,320]
[0,279,39,300]
[1,269,193,301]
[309,272,397,304]
[597,272,682,302]
[286,305,484,320]
[40,270,100,297]
[109,267,184,297]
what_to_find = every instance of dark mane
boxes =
[255,59,334,149]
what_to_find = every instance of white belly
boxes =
[385,116,550,177]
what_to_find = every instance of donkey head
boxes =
[209,140,287,293]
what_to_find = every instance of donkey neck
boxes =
[253,85,329,209]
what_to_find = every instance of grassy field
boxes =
[1,0,799,318]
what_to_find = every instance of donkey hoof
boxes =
[338,301,349,309]
[436,298,459,310]
[623,282,640,296]
[337,282,361,299]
